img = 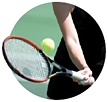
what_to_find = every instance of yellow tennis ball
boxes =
[41,38,55,52]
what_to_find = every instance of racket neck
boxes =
[52,62,71,74]
[52,62,62,70]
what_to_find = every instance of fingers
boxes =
[77,68,92,80]
[72,68,94,86]
[72,76,94,86]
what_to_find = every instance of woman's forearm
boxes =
[53,2,89,70]
[65,37,89,70]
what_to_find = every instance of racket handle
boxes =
[72,71,95,84]
[72,71,85,80]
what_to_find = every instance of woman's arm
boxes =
[52,2,89,70]
[52,2,93,85]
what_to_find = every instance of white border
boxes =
[0,0,108,102]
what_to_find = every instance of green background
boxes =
[11,2,62,98]
[11,2,62,57]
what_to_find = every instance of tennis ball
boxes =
[41,38,55,52]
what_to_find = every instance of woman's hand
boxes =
[73,68,93,85]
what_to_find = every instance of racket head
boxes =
[2,36,51,82]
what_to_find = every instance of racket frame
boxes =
[2,36,51,82]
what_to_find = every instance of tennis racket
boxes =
[2,36,95,84]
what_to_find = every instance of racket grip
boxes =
[72,71,85,80]
[72,71,95,84]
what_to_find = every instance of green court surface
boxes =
[11,2,62,57]
[11,3,62,98]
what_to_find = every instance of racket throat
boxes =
[52,62,62,70]
[51,62,73,77]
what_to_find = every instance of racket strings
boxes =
[5,39,49,80]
